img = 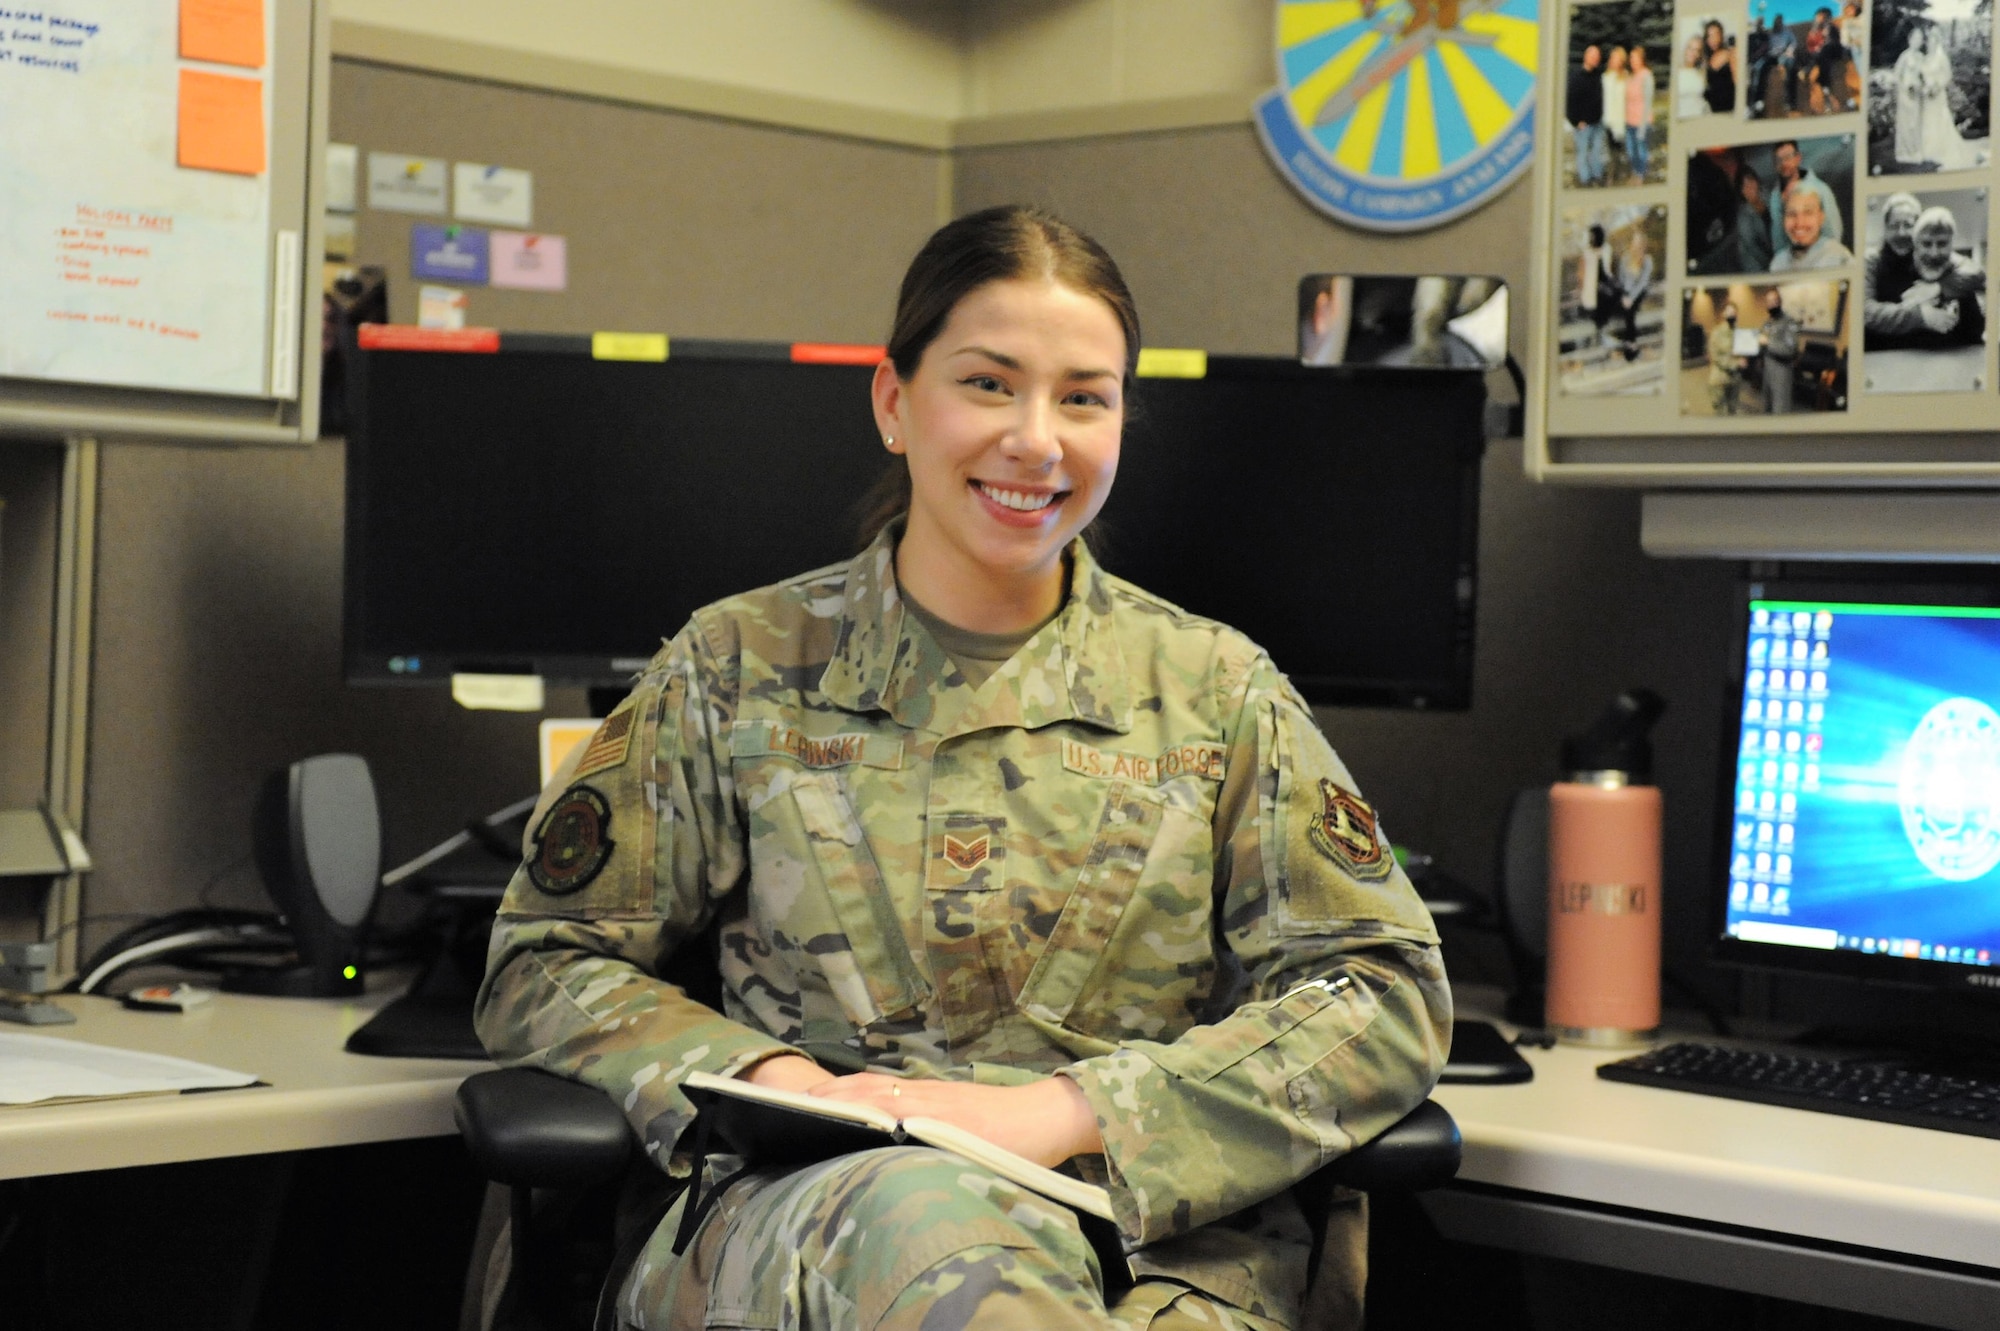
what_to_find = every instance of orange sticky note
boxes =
[180,0,265,69]
[178,69,265,175]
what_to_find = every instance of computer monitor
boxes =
[1101,358,1482,708]
[342,341,1483,707]
[1712,576,2000,997]
[342,341,887,688]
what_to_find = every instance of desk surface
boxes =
[1434,1018,2000,1270]
[11,985,1998,1269]
[0,985,489,1180]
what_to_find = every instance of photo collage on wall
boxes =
[1557,0,1995,417]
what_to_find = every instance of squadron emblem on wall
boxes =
[1255,0,1538,232]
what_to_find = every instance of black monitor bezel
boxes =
[1709,569,2000,997]
[338,340,885,689]
[340,342,1485,707]
[1107,355,1484,711]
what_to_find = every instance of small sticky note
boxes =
[452,675,546,712]
[411,224,489,284]
[326,142,358,212]
[180,0,264,69]
[177,69,265,176]
[490,231,567,291]
[418,285,468,330]
[368,153,448,214]
[1135,348,1207,379]
[592,332,668,361]
[539,719,601,787]
[453,163,533,227]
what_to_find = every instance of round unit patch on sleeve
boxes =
[528,785,616,895]
[1308,778,1392,881]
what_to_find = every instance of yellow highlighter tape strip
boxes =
[1136,348,1207,379]
[592,332,670,361]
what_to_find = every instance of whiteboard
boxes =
[0,0,323,442]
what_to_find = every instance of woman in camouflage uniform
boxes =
[476,206,1451,1330]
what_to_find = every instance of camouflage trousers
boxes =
[614,1147,1290,1331]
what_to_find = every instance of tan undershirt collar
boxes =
[899,589,1054,691]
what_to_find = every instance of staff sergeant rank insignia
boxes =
[528,785,615,895]
[1308,778,1392,880]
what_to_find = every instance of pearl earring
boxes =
[884,436,895,449]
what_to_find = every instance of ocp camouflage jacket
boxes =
[475,527,1451,1325]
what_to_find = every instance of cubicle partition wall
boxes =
[71,59,953,963]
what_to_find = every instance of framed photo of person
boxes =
[1868,0,1993,175]
[1563,0,1673,188]
[1746,2,1863,119]
[1860,187,1988,393]
[1557,203,1669,395]
[1682,280,1850,416]
[1676,12,1742,120]
[1686,134,1856,275]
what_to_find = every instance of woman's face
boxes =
[1910,27,1927,52]
[872,277,1126,599]
[1686,36,1704,66]
[1706,23,1723,52]
[1609,47,1627,72]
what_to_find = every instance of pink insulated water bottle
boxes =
[1545,691,1667,1046]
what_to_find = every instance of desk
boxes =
[1429,1018,2000,1329]
[0,983,489,1180]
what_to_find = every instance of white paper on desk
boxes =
[0,1033,258,1106]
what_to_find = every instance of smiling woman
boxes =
[858,207,1140,635]
[475,205,1450,1331]
[875,268,1127,634]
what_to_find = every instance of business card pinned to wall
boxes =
[490,231,567,291]
[454,163,533,227]
[412,224,489,284]
[370,153,448,214]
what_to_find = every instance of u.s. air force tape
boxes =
[528,785,615,895]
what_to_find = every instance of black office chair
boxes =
[456,1067,1461,1331]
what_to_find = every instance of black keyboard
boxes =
[1598,1042,2000,1140]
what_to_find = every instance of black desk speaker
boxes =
[226,753,380,997]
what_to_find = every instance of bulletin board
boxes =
[0,0,326,444]
[1525,0,2000,483]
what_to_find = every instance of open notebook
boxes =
[681,1070,1114,1221]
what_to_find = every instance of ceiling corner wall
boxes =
[327,0,968,123]
[326,0,1273,141]
[957,0,1269,119]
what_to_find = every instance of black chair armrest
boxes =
[455,1067,634,1189]
[1321,1099,1461,1193]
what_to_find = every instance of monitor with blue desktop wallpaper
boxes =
[1713,577,2000,996]
[342,343,1485,708]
